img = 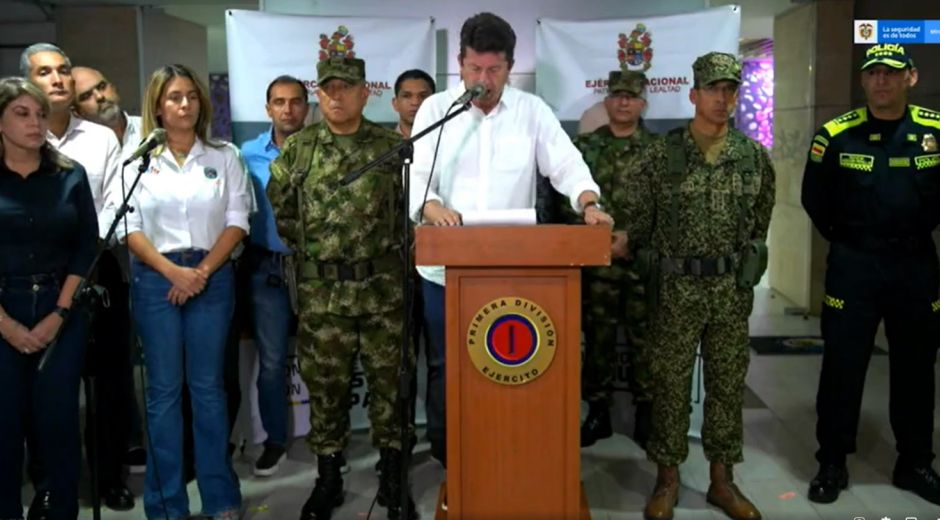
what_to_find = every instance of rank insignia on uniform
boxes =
[922,133,938,152]
[839,153,874,172]
[466,297,556,386]
[204,167,218,179]
[889,157,910,167]
[915,154,940,169]
[810,143,826,163]
[869,133,881,142]
[907,133,918,142]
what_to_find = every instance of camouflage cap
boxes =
[692,51,741,86]
[317,57,365,84]
[861,43,914,70]
[608,70,646,97]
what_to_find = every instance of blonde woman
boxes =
[0,76,97,519]
[113,64,249,520]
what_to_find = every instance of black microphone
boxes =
[451,83,487,106]
[122,128,167,166]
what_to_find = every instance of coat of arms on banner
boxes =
[319,25,356,61]
[618,23,653,72]
[857,23,874,41]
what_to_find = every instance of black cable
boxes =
[120,158,171,520]
[418,104,455,225]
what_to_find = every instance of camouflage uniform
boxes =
[567,70,656,407]
[627,54,775,466]
[267,60,411,456]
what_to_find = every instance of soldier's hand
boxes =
[583,206,614,226]
[612,230,629,259]
[422,200,462,226]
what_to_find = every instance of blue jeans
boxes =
[247,252,290,446]
[0,273,88,520]
[131,251,241,519]
[421,278,447,466]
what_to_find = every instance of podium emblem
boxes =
[467,297,557,385]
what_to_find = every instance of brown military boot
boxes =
[706,462,762,520]
[644,465,679,520]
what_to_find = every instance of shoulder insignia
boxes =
[823,108,868,137]
[911,105,940,130]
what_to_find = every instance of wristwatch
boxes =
[582,200,605,213]
[54,306,70,319]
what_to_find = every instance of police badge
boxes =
[923,134,938,153]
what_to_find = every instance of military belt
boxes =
[660,254,738,277]
[301,254,399,282]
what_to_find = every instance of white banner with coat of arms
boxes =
[535,6,740,120]
[226,10,435,124]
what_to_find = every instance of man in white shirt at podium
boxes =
[409,11,613,470]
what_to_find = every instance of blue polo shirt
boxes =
[240,128,290,253]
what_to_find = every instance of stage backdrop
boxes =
[225,10,435,143]
[536,6,740,120]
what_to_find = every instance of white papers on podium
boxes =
[460,208,537,226]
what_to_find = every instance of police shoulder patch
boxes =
[911,105,940,130]
[823,108,868,137]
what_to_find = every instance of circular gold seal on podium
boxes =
[466,297,557,386]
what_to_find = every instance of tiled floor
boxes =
[62,288,940,519]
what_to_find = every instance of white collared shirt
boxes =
[113,138,252,253]
[47,115,121,237]
[409,82,601,286]
[119,113,144,165]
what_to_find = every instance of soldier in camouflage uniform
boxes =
[626,53,774,520]
[267,57,416,520]
[569,70,656,449]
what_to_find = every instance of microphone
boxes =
[122,128,167,166]
[451,83,487,106]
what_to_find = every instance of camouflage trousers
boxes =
[582,272,653,406]
[646,274,752,466]
[297,307,414,455]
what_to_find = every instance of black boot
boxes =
[377,448,417,520]
[299,453,344,520]
[580,400,612,447]
[633,401,652,450]
[807,464,848,504]
[893,464,940,505]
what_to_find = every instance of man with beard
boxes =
[239,75,310,477]
[21,44,133,516]
[72,66,142,165]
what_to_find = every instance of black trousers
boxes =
[816,241,940,469]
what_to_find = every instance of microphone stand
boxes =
[341,99,473,520]
[39,153,152,520]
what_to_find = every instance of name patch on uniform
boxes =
[889,157,910,167]
[907,133,919,142]
[839,153,875,172]
[868,133,881,142]
[915,154,940,169]
[467,297,556,386]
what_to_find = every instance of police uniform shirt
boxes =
[114,138,252,253]
[802,105,940,243]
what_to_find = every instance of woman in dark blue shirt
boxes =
[0,76,98,519]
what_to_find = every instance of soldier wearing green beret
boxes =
[268,56,415,520]
[568,70,657,450]
[628,52,774,520]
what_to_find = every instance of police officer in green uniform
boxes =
[570,70,656,448]
[803,43,940,506]
[268,57,416,520]
[628,52,774,520]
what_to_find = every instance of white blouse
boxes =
[113,138,252,253]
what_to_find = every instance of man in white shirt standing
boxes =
[21,44,134,514]
[409,12,613,470]
[72,66,143,165]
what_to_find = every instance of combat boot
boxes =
[377,448,417,520]
[706,462,761,520]
[580,400,613,447]
[299,453,344,520]
[644,465,679,520]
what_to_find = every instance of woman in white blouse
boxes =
[117,64,248,520]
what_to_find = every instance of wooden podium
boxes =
[416,225,610,520]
